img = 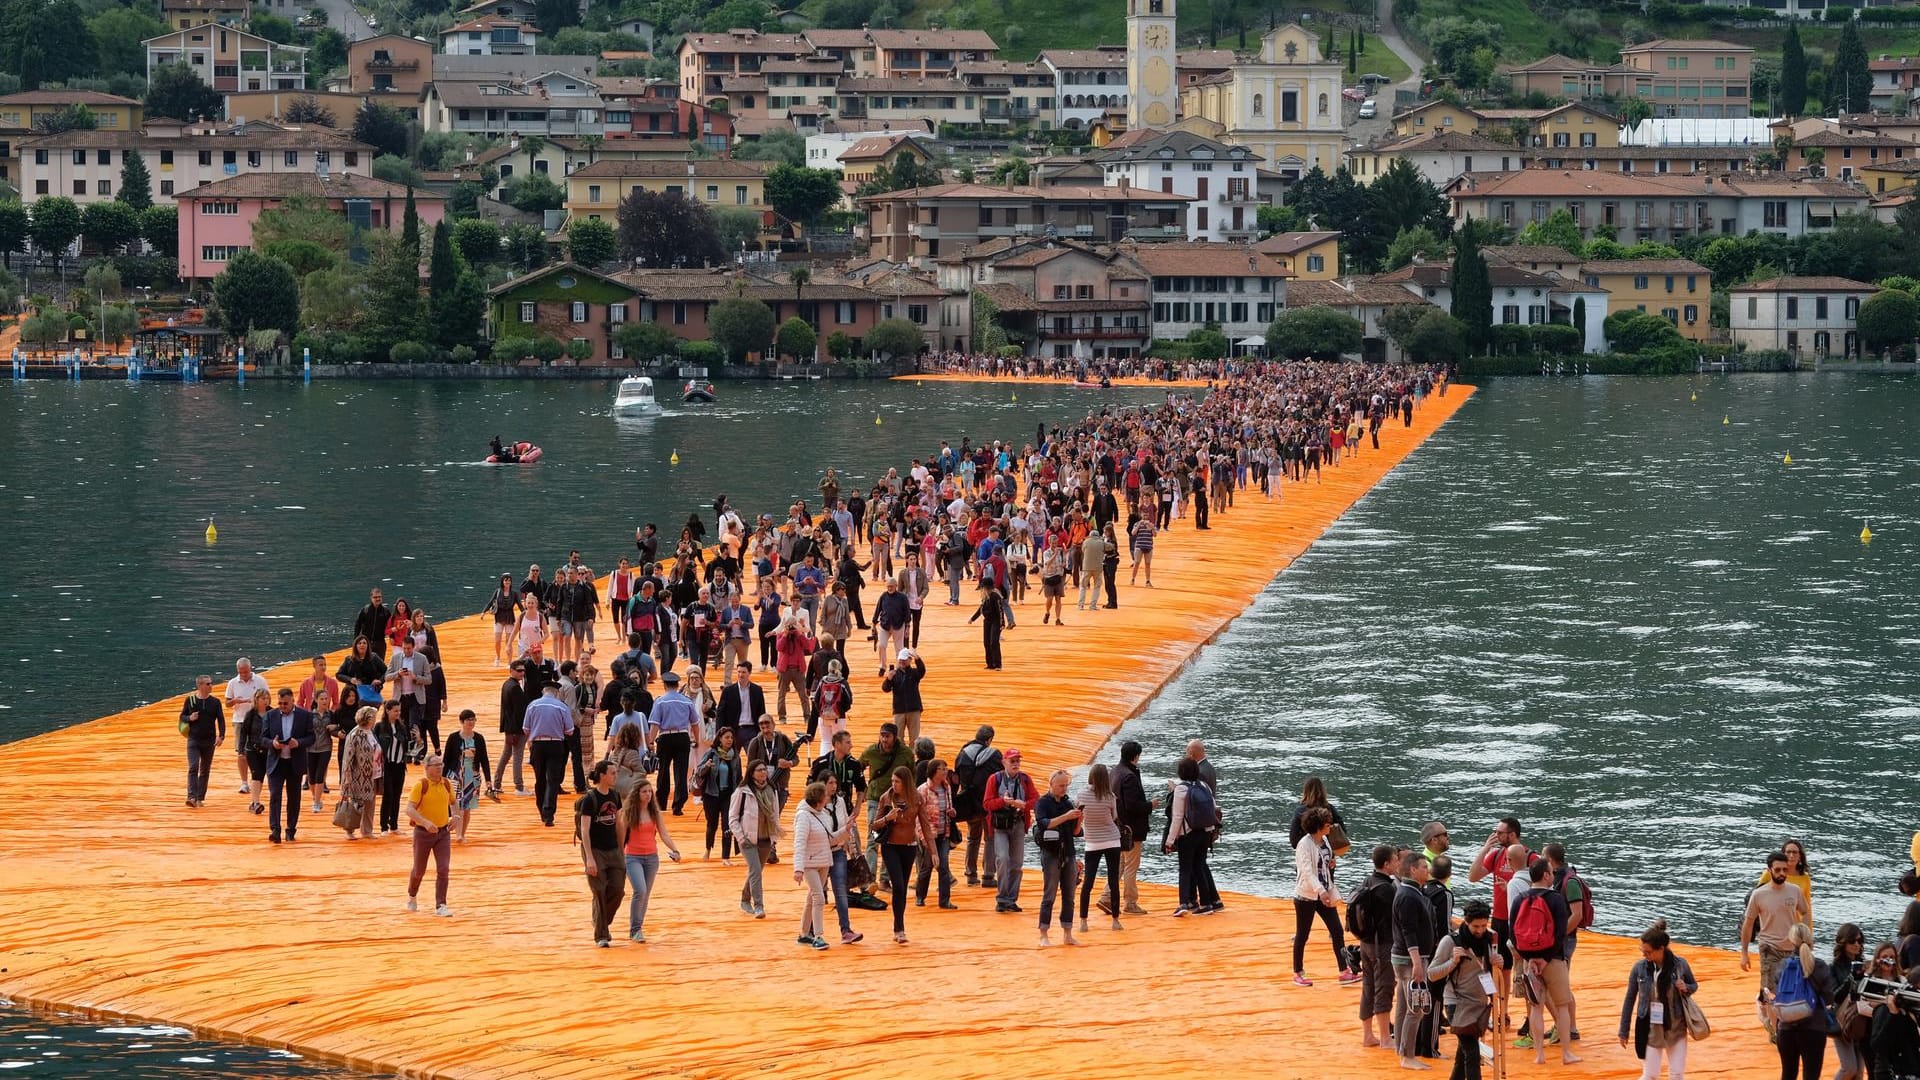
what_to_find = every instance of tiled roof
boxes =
[1038,48,1128,69]
[680,31,808,54]
[1095,128,1258,163]
[1578,259,1711,276]
[0,90,141,107]
[862,182,1192,202]
[615,267,887,302]
[1253,231,1339,255]
[176,171,441,200]
[569,158,772,179]
[443,15,539,33]
[975,282,1145,313]
[1484,244,1583,266]
[1620,38,1751,52]
[1353,130,1524,155]
[838,134,924,161]
[1730,276,1878,293]
[1119,242,1290,277]
[19,126,367,151]
[1176,49,1236,69]
[799,28,870,48]
[1285,279,1428,307]
[868,28,998,51]
[1507,53,1590,73]
[1452,169,1863,199]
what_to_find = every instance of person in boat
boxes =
[490,436,519,464]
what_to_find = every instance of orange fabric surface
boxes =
[894,372,1215,388]
[0,383,1766,1078]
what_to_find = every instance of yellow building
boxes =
[0,90,143,188]
[1254,230,1340,279]
[1859,157,1920,196]
[836,134,932,188]
[1392,100,1486,138]
[566,158,773,220]
[1578,258,1713,341]
[1519,102,1620,149]
[1178,24,1344,178]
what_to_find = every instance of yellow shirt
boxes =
[409,777,454,829]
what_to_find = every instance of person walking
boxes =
[307,687,339,815]
[968,581,1009,670]
[338,706,381,840]
[1291,806,1359,986]
[178,674,225,808]
[793,780,836,950]
[576,761,625,947]
[619,779,680,943]
[1743,850,1814,997]
[880,648,925,744]
[953,726,1003,890]
[1112,741,1153,916]
[694,726,742,864]
[913,759,958,911]
[1757,838,1814,927]
[225,657,271,801]
[523,681,575,828]
[442,710,494,843]
[1511,859,1581,1067]
[1034,768,1083,945]
[647,671,697,815]
[1075,763,1123,931]
[404,753,456,916]
[493,660,530,799]
[1773,922,1835,1080]
[1428,899,1502,1080]
[983,749,1037,913]
[727,760,782,919]
[1128,512,1155,587]
[261,688,314,844]
[1830,924,1873,1080]
[372,700,411,836]
[1620,919,1698,1080]
[1165,756,1221,917]
[872,765,935,944]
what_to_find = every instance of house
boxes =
[867,29,999,78]
[225,89,379,127]
[440,16,539,55]
[1254,231,1340,279]
[0,90,143,187]
[1859,156,1920,196]
[432,53,595,84]
[1448,170,1870,242]
[1346,130,1528,188]
[160,0,249,32]
[847,260,947,350]
[343,33,433,98]
[1576,258,1713,341]
[1121,241,1289,346]
[1178,25,1345,179]
[1374,257,1608,353]
[1869,57,1920,113]
[423,71,605,137]
[970,242,1152,359]
[1391,100,1487,138]
[17,122,373,206]
[613,18,655,50]
[860,182,1194,264]
[488,262,641,364]
[1701,0,1826,16]
[564,158,773,222]
[1502,40,1753,119]
[1282,278,1435,362]
[596,77,684,142]
[1176,48,1236,90]
[677,29,811,109]
[833,77,987,128]
[175,171,445,283]
[614,266,894,358]
[1039,47,1129,131]
[958,60,1055,128]
[1094,129,1272,241]
[1783,130,1915,181]
[836,134,934,187]
[145,24,307,94]
[806,128,926,169]
[1484,244,1584,277]
[453,0,537,23]
[761,57,842,124]
[1728,276,1877,357]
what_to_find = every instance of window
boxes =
[519,302,537,322]
[285,150,298,166]
[342,152,355,167]
[1764,201,1788,228]
[160,180,173,196]
[836,301,854,324]
[1634,275,1648,290]
[97,149,110,165]
[34,179,46,194]
[160,150,173,166]
[72,179,84,195]
[72,149,85,165]
[588,184,601,203]
[1306,254,1324,273]
[570,337,590,357]
[570,301,588,323]
[1075,284,1093,299]
[908,303,929,324]
[1281,92,1297,123]
[201,201,240,215]
[1053,285,1070,299]
[1786,297,1799,320]
[1687,275,1697,293]
[200,245,243,261]
[1684,304,1698,322]
[1846,296,1861,319]
[1746,296,1757,321]
[97,179,110,195]
[33,148,46,165]
[1502,304,1520,323]
[1317,92,1328,116]
[1815,297,1828,320]
[672,302,687,325]
[735,185,747,204]
[198,150,211,166]
[705,184,718,201]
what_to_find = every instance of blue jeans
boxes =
[623,853,659,937]
[186,739,214,802]
[993,826,1025,907]
[830,848,852,935]
[915,835,954,906]
[1038,844,1078,929]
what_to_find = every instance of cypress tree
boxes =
[118,151,152,212]
[400,186,421,256]
[1450,218,1493,356]
[1830,20,1871,116]
[1780,23,1808,117]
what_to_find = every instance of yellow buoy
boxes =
[1722,415,1730,426]
[1011,393,1018,401]
[1690,391,1697,403]
[875,415,883,426]
[204,517,217,544]
[670,449,680,466]
[1862,522,1874,543]
[1783,452,1793,465]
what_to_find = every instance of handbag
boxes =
[1682,994,1711,1040]
[1119,823,1134,852]
[845,833,876,891]
[332,798,359,831]
[1328,823,1352,858]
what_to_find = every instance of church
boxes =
[1161,22,1345,181]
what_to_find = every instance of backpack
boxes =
[1512,889,1558,953]
[813,680,846,719]
[1183,782,1219,833]
[1561,864,1596,931]
[1344,874,1394,939]
[1771,955,1820,1024]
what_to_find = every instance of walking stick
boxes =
[1491,966,1508,1080]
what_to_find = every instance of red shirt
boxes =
[1482,846,1537,920]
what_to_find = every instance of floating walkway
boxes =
[0,383,1763,1078]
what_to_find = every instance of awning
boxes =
[1237,336,1265,346]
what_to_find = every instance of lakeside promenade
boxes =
[0,382,1763,1079]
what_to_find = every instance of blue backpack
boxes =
[1184,782,1220,833]
[1772,955,1820,1024]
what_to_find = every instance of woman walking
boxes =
[727,760,782,918]
[484,574,519,666]
[338,706,381,840]
[1774,922,1834,1080]
[373,700,411,836]
[968,581,1009,670]
[607,722,653,799]
[1831,923,1873,1080]
[792,780,836,950]
[1033,768,1082,945]
[1165,757,1221,916]
[1075,763,1123,932]
[335,635,384,702]
[619,779,680,943]
[442,709,494,843]
[1619,919,1699,1080]
[307,687,337,815]
[241,688,271,815]
[1428,899,1501,1080]
[914,760,958,911]
[1128,512,1154,587]
[696,726,742,864]
[873,765,935,944]
[1292,806,1360,986]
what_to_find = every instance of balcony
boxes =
[364,57,420,72]
[1042,325,1145,340]
[1127,225,1185,240]
[1216,190,1261,205]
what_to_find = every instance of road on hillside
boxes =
[1346,0,1425,144]
[308,0,374,41]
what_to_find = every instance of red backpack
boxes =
[1511,889,1558,953]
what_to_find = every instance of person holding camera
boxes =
[983,749,1038,913]
[873,765,936,944]
[1034,768,1083,946]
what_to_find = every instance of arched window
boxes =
[1252,93,1263,116]
[1318,92,1329,115]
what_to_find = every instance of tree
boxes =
[400,187,421,255]
[713,206,762,252]
[971,289,1008,353]
[285,95,335,126]
[1449,218,1493,355]
[299,266,363,333]
[80,200,140,255]
[866,317,923,359]
[989,153,1031,185]
[1185,323,1229,361]
[88,5,167,79]
[145,62,223,122]
[826,330,854,359]
[253,196,353,259]
[708,296,775,361]
[1780,23,1808,116]
[1858,289,1919,356]
[766,164,841,227]
[1422,15,1501,82]
[776,315,816,359]
[0,199,26,267]
[503,223,550,273]
[425,220,462,344]
[1830,19,1871,116]
[534,0,582,35]
[96,302,138,346]
[139,205,176,259]
[1602,309,1684,353]
[614,320,680,362]
[1264,306,1363,359]
[83,262,122,300]
[352,102,412,160]
[736,128,805,167]
[1401,310,1468,363]
[372,154,423,188]
[453,218,503,266]
[858,154,940,196]
[504,172,565,214]
[1,0,96,88]
[567,217,617,268]
[361,233,424,354]
[1383,225,1449,270]
[307,27,348,81]
[28,196,82,263]
[212,250,300,339]
[1516,208,1585,256]
[118,151,152,212]
[33,104,95,135]
[618,189,725,268]
[1620,97,1654,134]
[263,238,336,277]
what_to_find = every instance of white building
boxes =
[440,16,540,56]
[1374,259,1609,353]
[1095,130,1273,242]
[1126,241,1290,345]
[1729,276,1877,357]
[1038,47,1128,131]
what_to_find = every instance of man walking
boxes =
[179,674,225,808]
[982,749,1037,913]
[493,661,531,798]
[647,670,697,815]
[405,753,456,917]
[576,761,625,947]
[953,725,1003,889]
[523,680,575,827]
[880,649,925,744]
[1742,849,1813,996]
[261,688,313,843]
[225,657,270,797]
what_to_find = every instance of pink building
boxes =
[175,172,447,283]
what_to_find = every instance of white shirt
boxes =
[226,674,271,723]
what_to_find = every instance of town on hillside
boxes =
[4,0,1920,377]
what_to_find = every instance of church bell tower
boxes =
[1127,0,1177,129]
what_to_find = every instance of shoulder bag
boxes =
[1682,993,1711,1041]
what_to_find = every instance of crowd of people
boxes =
[920,351,1233,384]
[175,360,1920,1075]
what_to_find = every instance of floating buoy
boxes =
[1722,415,1730,426]
[875,415,883,426]
[1011,392,1018,401]
[1690,391,1697,402]
[1862,522,1874,544]
[204,516,218,544]
[1783,452,1793,465]
[670,449,680,466]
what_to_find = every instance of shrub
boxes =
[389,340,431,364]
[1530,323,1583,356]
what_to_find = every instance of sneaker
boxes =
[796,935,815,948]
[753,906,766,919]
[1512,1037,1534,1050]
[1095,897,1114,916]
[894,932,908,945]
[1293,973,1313,987]
[1123,903,1150,916]
[940,902,960,910]
[980,877,997,888]
[406,897,418,912]
[1339,971,1364,986]
[842,931,864,944]
[1195,904,1217,915]
[740,901,754,916]
[808,936,830,951]
[1172,906,1191,918]
[435,905,452,918]
[596,939,611,948]
[630,932,646,943]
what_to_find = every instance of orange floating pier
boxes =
[0,382,1765,1079]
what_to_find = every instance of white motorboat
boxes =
[613,375,658,413]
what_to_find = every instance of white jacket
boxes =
[791,800,836,870]
[1294,834,1335,903]
[728,783,784,846]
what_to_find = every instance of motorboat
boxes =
[682,380,717,404]
[485,441,543,464]
[613,375,658,413]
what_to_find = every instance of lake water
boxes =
[0,1004,374,1078]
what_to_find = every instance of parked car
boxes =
[1342,86,1368,102]
[1358,99,1377,118]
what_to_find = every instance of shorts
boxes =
[245,749,269,781]
[1042,576,1065,598]
[557,619,577,638]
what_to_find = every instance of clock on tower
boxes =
[1126,0,1178,129]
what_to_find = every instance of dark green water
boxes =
[1117,372,1920,949]
[0,1007,374,1078]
